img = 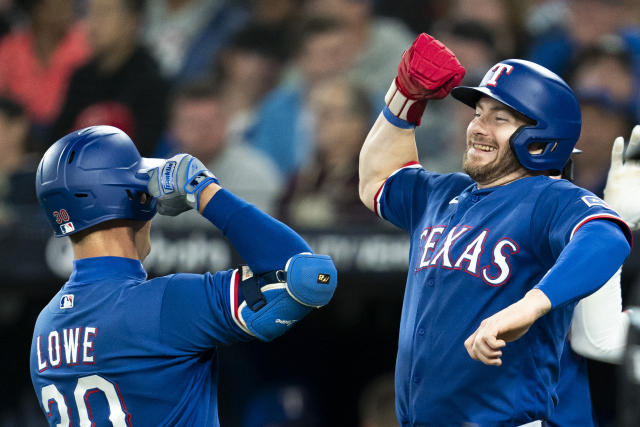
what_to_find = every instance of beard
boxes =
[462,142,523,185]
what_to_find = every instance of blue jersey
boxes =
[30,256,249,427]
[548,344,596,427]
[376,164,627,425]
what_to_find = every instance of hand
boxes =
[604,125,640,230]
[464,290,551,366]
[146,153,218,215]
[385,33,465,125]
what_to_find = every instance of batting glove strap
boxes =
[384,78,426,127]
[147,154,219,214]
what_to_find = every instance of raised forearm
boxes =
[358,113,419,211]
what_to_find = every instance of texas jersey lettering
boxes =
[375,163,628,425]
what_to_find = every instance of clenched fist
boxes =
[385,33,465,126]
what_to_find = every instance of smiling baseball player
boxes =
[359,33,632,425]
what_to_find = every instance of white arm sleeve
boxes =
[570,268,630,364]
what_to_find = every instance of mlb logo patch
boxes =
[60,222,75,234]
[60,294,74,309]
[581,196,609,208]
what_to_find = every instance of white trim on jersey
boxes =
[228,270,248,334]
[569,213,628,240]
[373,162,422,220]
[517,421,544,427]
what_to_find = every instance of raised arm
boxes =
[359,33,465,211]
[147,154,337,342]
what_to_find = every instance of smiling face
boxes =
[462,96,533,187]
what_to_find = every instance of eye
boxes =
[495,116,508,122]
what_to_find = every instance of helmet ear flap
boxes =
[36,126,157,237]
[453,59,582,172]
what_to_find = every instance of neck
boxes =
[476,169,534,189]
[72,226,141,261]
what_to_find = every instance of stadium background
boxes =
[0,0,639,425]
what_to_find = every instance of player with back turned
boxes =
[29,126,337,426]
[359,34,632,425]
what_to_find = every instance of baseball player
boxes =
[549,127,640,426]
[29,126,337,426]
[359,33,632,425]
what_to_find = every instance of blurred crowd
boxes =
[0,0,638,231]
[0,0,639,425]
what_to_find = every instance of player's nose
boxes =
[467,117,489,140]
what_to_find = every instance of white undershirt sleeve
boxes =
[570,268,630,364]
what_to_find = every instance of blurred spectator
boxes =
[359,373,398,427]
[279,77,381,228]
[0,0,90,133]
[52,0,169,156]
[157,79,283,222]
[0,0,15,39]
[249,0,302,28]
[445,0,518,58]
[569,38,639,119]
[526,0,640,79]
[0,96,39,224]
[433,20,498,85]
[249,16,354,176]
[568,41,637,195]
[303,0,414,103]
[213,23,288,147]
[142,0,248,82]
[242,383,325,427]
[572,93,634,196]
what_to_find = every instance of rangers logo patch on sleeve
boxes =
[581,195,609,208]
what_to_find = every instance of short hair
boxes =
[0,96,26,119]
[293,15,347,56]
[121,0,146,15]
[227,23,290,62]
[172,78,222,101]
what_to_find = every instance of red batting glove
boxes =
[385,33,465,126]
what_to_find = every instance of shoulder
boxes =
[387,164,473,191]
[537,177,609,207]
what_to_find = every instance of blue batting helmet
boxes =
[36,126,161,237]
[451,59,581,172]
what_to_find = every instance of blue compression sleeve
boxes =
[201,188,312,274]
[534,219,630,308]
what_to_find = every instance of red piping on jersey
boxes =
[373,161,421,218]
[373,180,386,218]
[571,214,633,248]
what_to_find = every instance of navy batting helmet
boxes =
[451,59,581,172]
[36,126,161,237]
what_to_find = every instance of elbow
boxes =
[358,179,368,206]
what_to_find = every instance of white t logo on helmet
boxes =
[485,63,514,87]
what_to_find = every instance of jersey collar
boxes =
[69,256,147,283]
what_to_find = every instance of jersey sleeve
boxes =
[375,162,473,231]
[158,269,252,352]
[532,180,633,259]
